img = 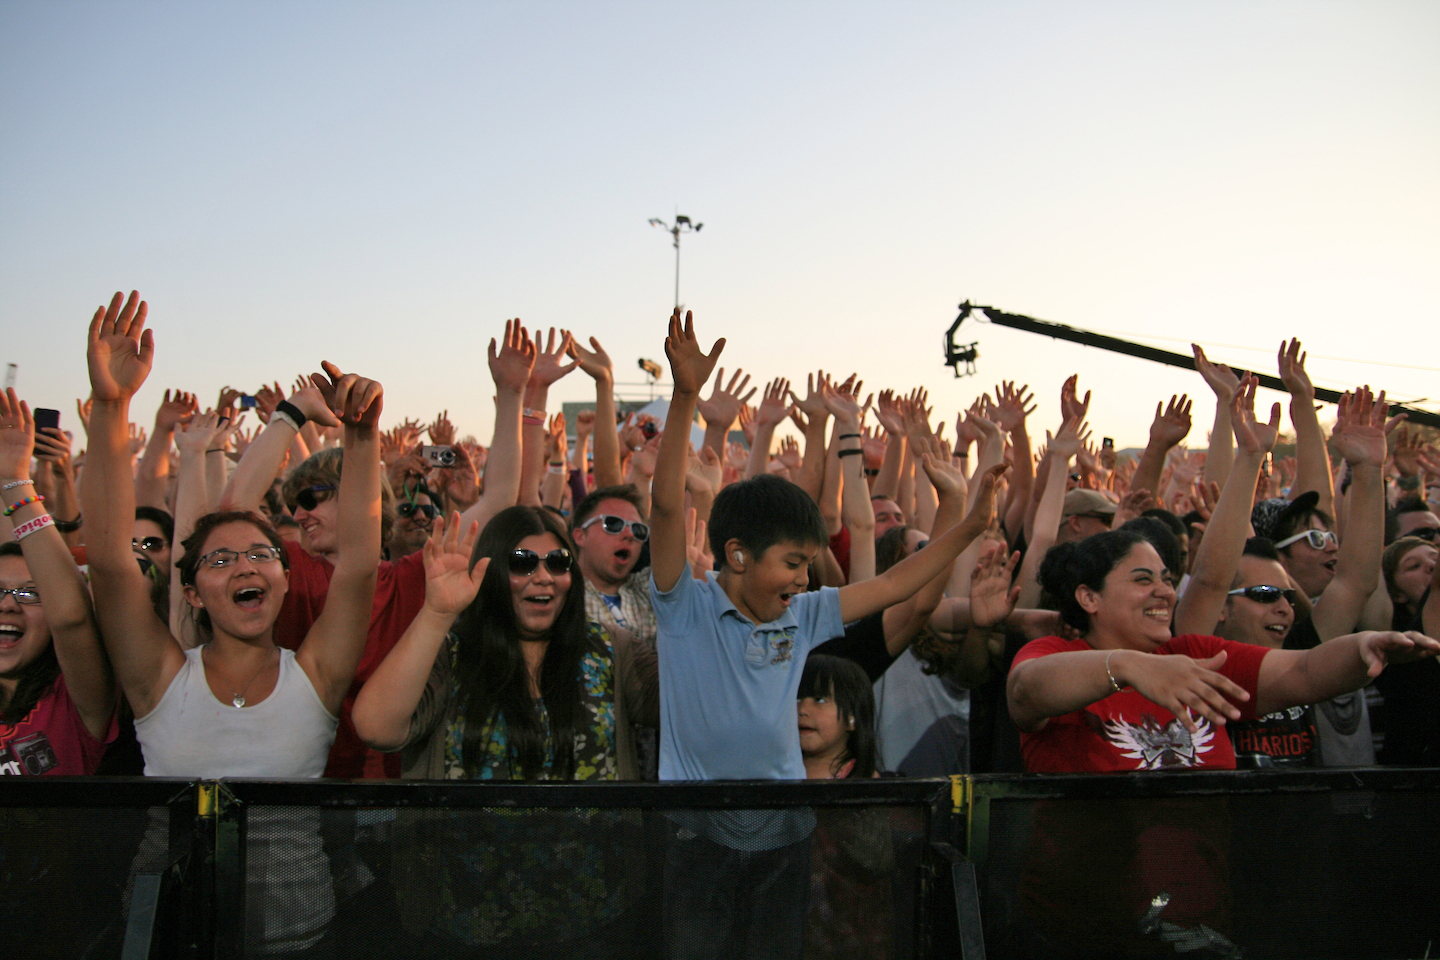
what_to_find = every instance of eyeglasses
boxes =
[133,536,167,554]
[580,514,650,542]
[0,586,41,605]
[1275,529,1337,551]
[290,484,336,512]
[1227,585,1298,605]
[508,548,572,577]
[398,502,437,521]
[1405,526,1440,543]
[197,545,283,569]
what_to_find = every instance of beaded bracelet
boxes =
[13,513,53,541]
[1104,650,1127,695]
[4,494,44,517]
[2,479,34,492]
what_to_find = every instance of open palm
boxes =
[86,291,153,401]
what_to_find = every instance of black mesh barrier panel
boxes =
[966,769,1440,960]
[0,778,198,960]
[215,780,950,960]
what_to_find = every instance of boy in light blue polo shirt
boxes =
[649,309,1003,960]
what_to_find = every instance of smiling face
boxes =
[292,487,339,559]
[509,532,573,641]
[1279,515,1339,599]
[725,539,819,626]
[1217,556,1295,649]
[1391,542,1437,609]
[573,498,645,592]
[183,521,289,641]
[389,490,436,560]
[798,685,850,773]
[0,554,51,692]
[1077,541,1176,651]
[133,517,172,573]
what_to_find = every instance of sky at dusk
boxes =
[2,2,1436,450]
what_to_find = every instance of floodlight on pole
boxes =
[648,213,703,309]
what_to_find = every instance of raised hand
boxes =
[1192,344,1242,402]
[696,367,755,432]
[755,377,792,428]
[776,435,802,472]
[820,375,866,426]
[86,291,153,401]
[74,398,93,438]
[1149,394,1193,448]
[874,390,906,436]
[1356,630,1440,676]
[1229,374,1281,455]
[127,423,148,458]
[489,319,537,393]
[1277,338,1316,402]
[575,408,596,440]
[991,381,1036,434]
[0,389,35,481]
[663,309,725,396]
[1047,417,1084,460]
[1392,428,1425,477]
[216,387,242,418]
[917,435,964,498]
[530,327,579,388]
[1060,375,1091,425]
[428,410,457,446]
[568,335,615,384]
[1331,385,1396,468]
[545,412,568,461]
[1111,488,1156,527]
[737,404,757,447]
[154,389,198,431]
[253,381,285,424]
[421,513,486,617]
[789,371,831,425]
[311,362,383,428]
[970,542,1022,629]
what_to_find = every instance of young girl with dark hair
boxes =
[798,654,879,780]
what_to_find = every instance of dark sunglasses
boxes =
[508,548,573,577]
[1406,526,1440,543]
[291,484,336,512]
[132,536,167,554]
[580,514,650,542]
[1227,585,1297,605]
[398,502,438,521]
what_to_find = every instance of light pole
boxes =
[648,214,703,310]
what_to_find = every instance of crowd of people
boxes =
[3,290,1438,956]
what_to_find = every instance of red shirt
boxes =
[0,674,116,776]
[276,542,426,778]
[1012,634,1268,774]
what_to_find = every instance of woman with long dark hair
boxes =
[353,504,656,954]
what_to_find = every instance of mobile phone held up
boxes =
[33,409,61,433]
[423,445,457,468]
[239,395,258,410]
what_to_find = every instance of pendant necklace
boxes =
[211,647,277,709]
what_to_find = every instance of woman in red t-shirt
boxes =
[1008,529,1437,775]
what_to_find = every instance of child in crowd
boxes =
[799,654,879,780]
[648,309,1002,960]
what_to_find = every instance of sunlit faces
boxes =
[872,499,904,539]
[184,521,289,641]
[572,498,645,591]
[1278,516,1339,599]
[1217,556,1295,650]
[1392,543,1437,609]
[1076,542,1176,651]
[509,532,573,641]
[798,687,850,768]
[729,539,819,626]
[0,555,51,684]
[133,517,172,573]
[389,490,437,560]
[291,485,339,558]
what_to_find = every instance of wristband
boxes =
[548,461,565,467]
[13,513,53,541]
[838,433,861,440]
[4,494,44,517]
[52,513,82,533]
[522,416,545,427]
[547,465,566,475]
[523,407,546,420]
[837,448,864,458]
[1,479,34,492]
[275,400,308,431]
[207,448,225,454]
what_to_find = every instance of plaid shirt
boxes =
[584,574,657,647]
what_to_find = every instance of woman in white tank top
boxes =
[80,291,384,955]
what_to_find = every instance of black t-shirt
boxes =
[811,611,899,682]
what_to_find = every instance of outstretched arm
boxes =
[652,310,724,594]
[1255,629,1440,717]
[1193,344,1240,490]
[294,362,383,714]
[569,335,622,489]
[455,319,535,533]
[1132,394,1193,501]
[80,291,187,717]
[352,514,485,751]
[1279,338,1334,515]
